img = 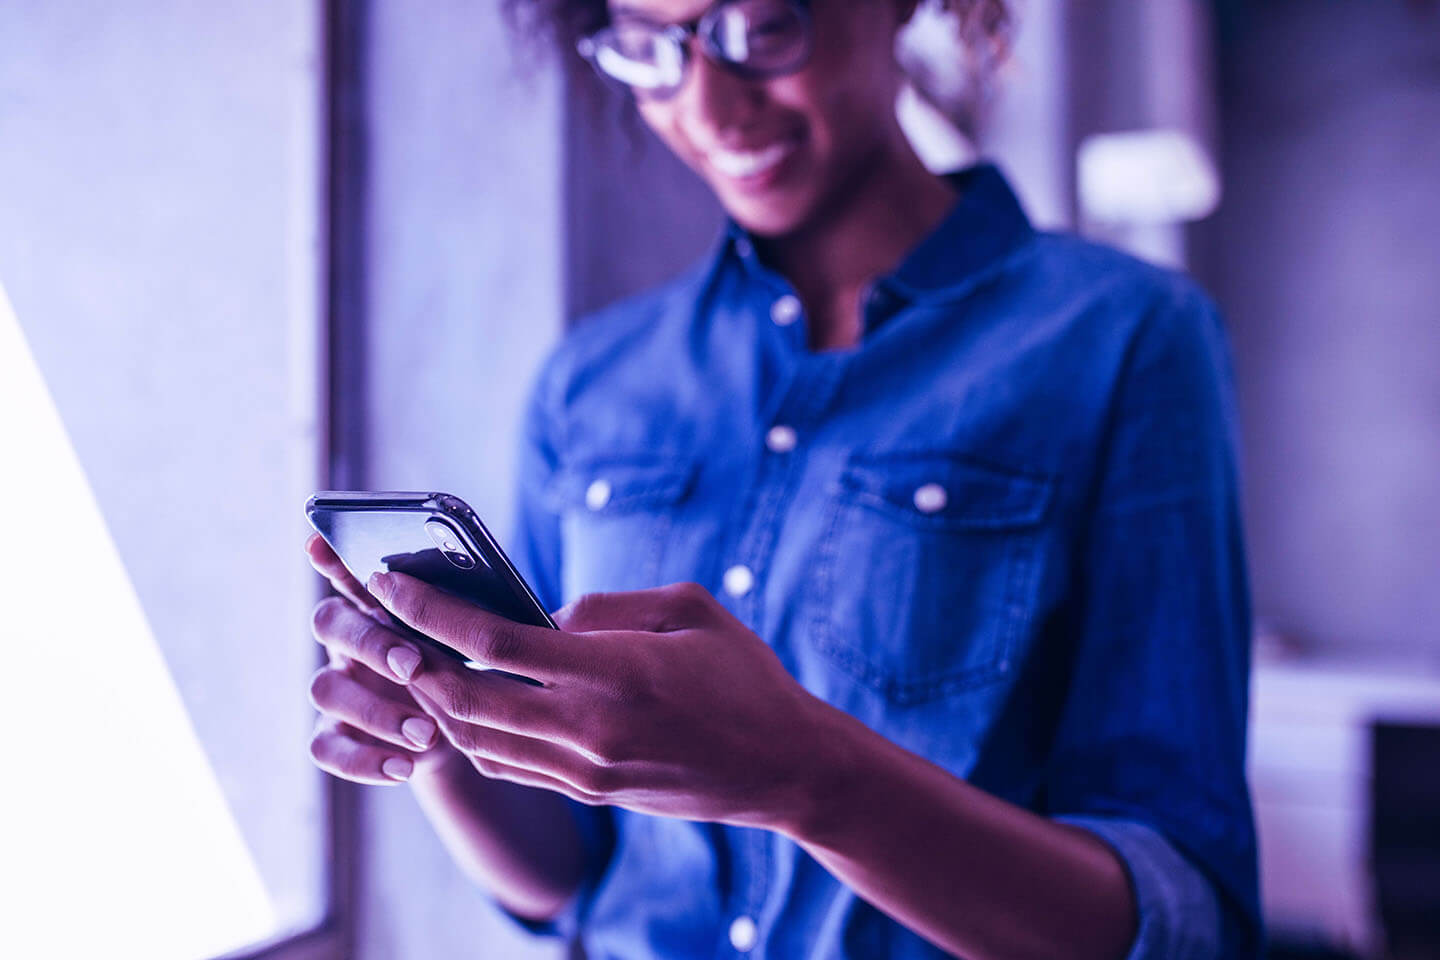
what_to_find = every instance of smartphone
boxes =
[306,491,556,669]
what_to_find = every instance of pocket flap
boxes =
[839,450,1052,531]
[551,454,697,514]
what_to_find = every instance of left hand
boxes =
[365,572,837,829]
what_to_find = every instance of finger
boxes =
[464,753,604,806]
[309,666,439,751]
[427,705,615,796]
[309,718,418,785]
[554,581,721,634]
[306,533,385,616]
[368,571,589,682]
[408,692,606,802]
[408,664,576,743]
[311,595,427,685]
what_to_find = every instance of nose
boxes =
[678,48,764,144]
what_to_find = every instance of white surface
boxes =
[1077,128,1221,225]
[897,82,977,175]
[0,1,326,948]
[1249,659,1440,953]
[358,1,569,957]
[0,282,275,958]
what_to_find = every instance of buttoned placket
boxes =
[708,277,849,958]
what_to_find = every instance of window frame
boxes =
[220,1,368,957]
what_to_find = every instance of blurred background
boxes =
[1,1,1437,958]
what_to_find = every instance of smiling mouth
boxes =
[706,135,802,181]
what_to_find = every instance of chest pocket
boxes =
[552,454,696,600]
[807,450,1053,706]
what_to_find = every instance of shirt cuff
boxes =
[491,802,615,941]
[1055,814,1222,960]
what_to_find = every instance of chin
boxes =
[727,206,805,238]
[719,189,821,239]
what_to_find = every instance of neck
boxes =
[757,130,958,350]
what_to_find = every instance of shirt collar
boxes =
[722,162,1035,302]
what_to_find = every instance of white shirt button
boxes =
[728,915,759,951]
[765,424,798,453]
[723,564,755,598]
[584,478,612,511]
[913,482,948,514]
[770,294,802,326]
[734,236,754,259]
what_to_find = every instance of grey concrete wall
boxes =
[1194,0,1440,659]
[981,0,1074,229]
[563,64,723,322]
[1063,0,1218,265]
[0,0,325,936]
[358,2,567,957]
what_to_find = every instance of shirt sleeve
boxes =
[487,355,617,940]
[1045,288,1262,959]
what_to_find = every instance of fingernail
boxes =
[387,646,422,682]
[368,571,393,601]
[382,756,412,781]
[401,717,436,749]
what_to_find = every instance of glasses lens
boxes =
[707,0,809,73]
[587,24,686,93]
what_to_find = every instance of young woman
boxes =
[305,1,1260,957]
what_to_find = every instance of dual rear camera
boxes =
[424,519,477,569]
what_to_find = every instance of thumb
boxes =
[554,582,720,634]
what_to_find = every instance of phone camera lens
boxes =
[446,551,476,570]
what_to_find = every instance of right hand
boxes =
[305,533,461,785]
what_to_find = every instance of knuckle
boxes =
[403,587,435,631]
[646,582,713,631]
[352,619,392,660]
[673,580,709,601]
[581,764,618,794]
[448,722,482,754]
[671,581,713,615]
[481,621,525,665]
[358,697,389,734]
[435,673,478,720]
[562,592,609,631]
[586,731,629,768]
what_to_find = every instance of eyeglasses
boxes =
[576,0,814,100]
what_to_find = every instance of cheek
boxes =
[799,10,902,128]
[636,101,694,164]
[769,42,899,155]
[762,78,854,163]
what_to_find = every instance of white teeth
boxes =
[709,138,797,179]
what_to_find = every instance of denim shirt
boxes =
[505,165,1260,959]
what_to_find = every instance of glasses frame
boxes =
[575,0,815,100]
